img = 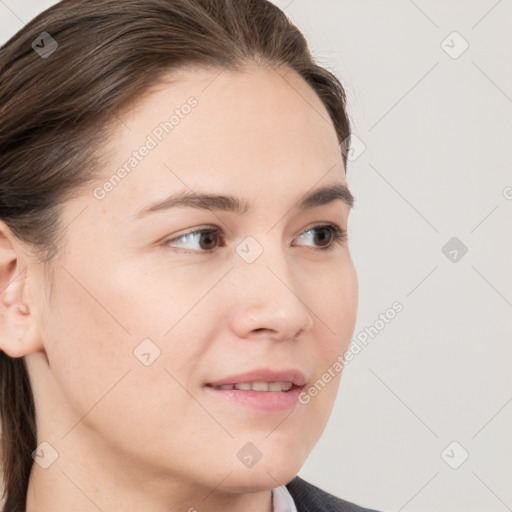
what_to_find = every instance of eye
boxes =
[294,224,347,251]
[162,223,347,253]
[163,228,222,252]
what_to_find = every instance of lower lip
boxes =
[204,385,305,412]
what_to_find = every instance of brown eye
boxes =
[164,228,222,252]
[312,227,333,247]
[197,230,219,250]
[295,224,347,251]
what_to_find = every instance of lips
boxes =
[205,368,307,389]
[204,368,307,412]
[213,381,293,391]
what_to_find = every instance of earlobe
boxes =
[0,222,44,358]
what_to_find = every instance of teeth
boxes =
[251,381,269,391]
[234,382,252,390]
[214,381,294,392]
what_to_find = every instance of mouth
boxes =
[207,381,295,392]
[204,368,307,412]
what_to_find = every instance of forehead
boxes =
[107,63,339,160]
[87,63,346,219]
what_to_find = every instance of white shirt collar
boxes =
[272,484,298,512]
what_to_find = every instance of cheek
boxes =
[301,258,357,412]
[42,275,133,413]
[317,256,358,357]
[42,259,209,415]
[107,254,227,338]
[42,275,208,463]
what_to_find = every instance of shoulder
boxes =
[285,476,382,512]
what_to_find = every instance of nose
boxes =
[227,239,315,342]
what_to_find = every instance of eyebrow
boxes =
[133,183,354,219]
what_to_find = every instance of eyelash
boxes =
[162,223,348,254]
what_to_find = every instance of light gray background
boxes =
[1,1,511,511]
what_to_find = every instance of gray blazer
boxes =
[286,476,381,512]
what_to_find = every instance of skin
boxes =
[0,63,358,512]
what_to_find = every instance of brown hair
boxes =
[0,0,351,509]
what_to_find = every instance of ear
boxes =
[0,220,44,358]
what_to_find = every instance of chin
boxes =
[213,451,305,494]
[217,467,301,494]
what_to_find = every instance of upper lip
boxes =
[206,368,307,387]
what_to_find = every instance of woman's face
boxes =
[28,63,358,495]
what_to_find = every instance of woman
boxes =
[0,1,380,511]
